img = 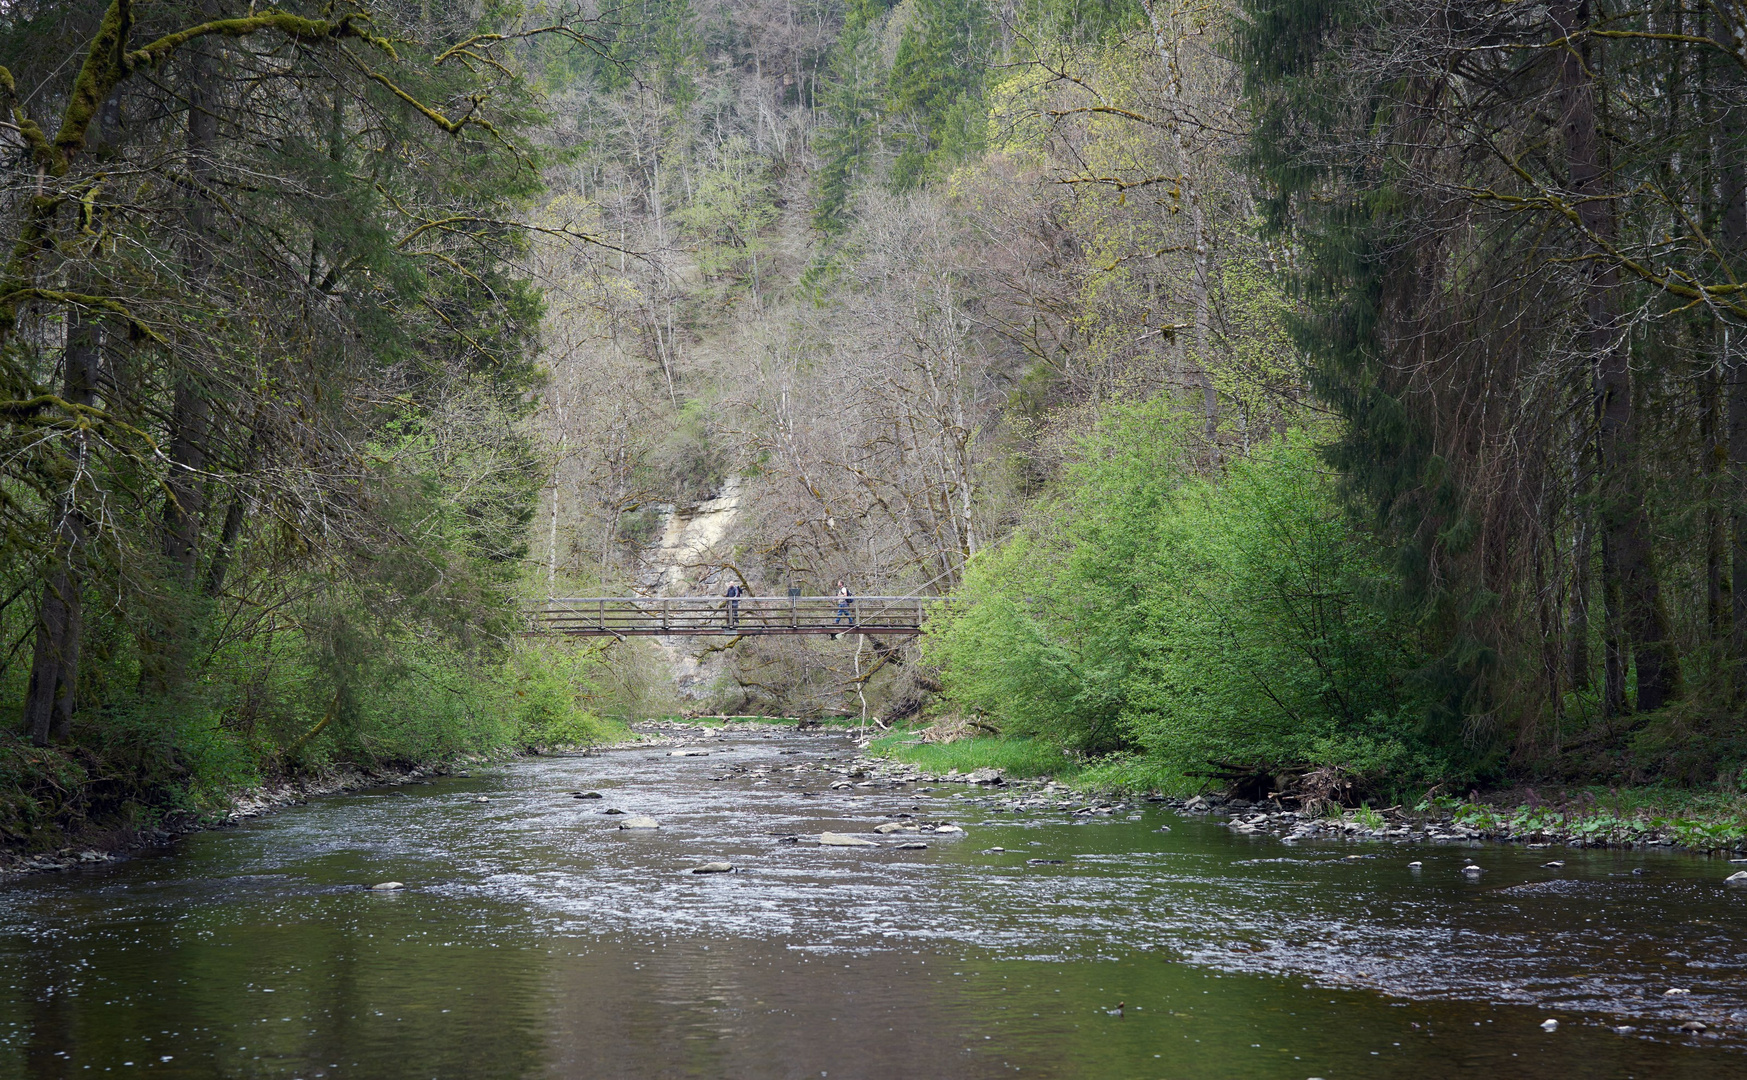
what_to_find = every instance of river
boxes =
[2,726,1743,1078]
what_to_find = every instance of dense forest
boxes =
[4,0,1746,847]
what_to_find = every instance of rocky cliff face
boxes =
[638,477,744,698]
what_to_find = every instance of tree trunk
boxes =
[143,21,219,694]
[22,310,100,746]
[1555,0,1680,712]
[1724,95,1747,697]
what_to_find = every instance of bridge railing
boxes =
[526,595,952,636]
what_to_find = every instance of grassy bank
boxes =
[0,641,630,856]
[868,731,1747,852]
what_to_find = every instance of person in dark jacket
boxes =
[724,581,742,628]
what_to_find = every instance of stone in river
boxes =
[670,750,710,757]
[1726,870,1747,884]
[1663,988,1691,997]
[574,792,603,799]
[895,841,929,850]
[1407,861,1423,869]
[690,862,733,874]
[1462,864,1483,874]
[1540,1019,1559,1032]
[1680,1021,1708,1033]
[1613,1026,1636,1036]
[873,823,909,834]
[619,815,661,830]
[818,832,876,847]
[965,768,1004,785]
[1027,858,1065,865]
[931,824,965,835]
[1543,861,1565,868]
[370,881,405,891]
[603,807,625,814]
[474,796,490,803]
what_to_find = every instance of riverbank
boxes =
[0,727,642,881]
[862,732,1747,859]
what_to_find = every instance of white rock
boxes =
[1407,861,1423,869]
[1543,861,1565,868]
[895,841,929,850]
[474,796,490,803]
[690,862,733,874]
[619,815,661,830]
[670,750,710,757]
[873,823,909,834]
[370,882,404,891]
[1663,988,1690,997]
[932,824,965,835]
[1726,870,1747,883]
[1540,1019,1558,1032]
[1462,864,1483,874]
[819,832,876,847]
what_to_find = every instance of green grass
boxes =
[866,733,1079,778]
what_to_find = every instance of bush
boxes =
[928,400,1450,789]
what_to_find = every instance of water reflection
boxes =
[0,729,1743,1078]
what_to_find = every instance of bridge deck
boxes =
[526,596,948,637]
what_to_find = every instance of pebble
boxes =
[1679,1021,1708,1033]
[1540,1018,1558,1031]
[895,841,929,850]
[819,832,876,847]
[1543,861,1565,868]
[618,815,661,830]
[1664,988,1690,997]
[932,825,965,835]
[1407,861,1422,869]
[369,882,404,891]
[574,792,603,799]
[670,750,709,757]
[1462,864,1483,874]
[1613,1025,1636,1035]
[690,862,733,874]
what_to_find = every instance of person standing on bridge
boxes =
[724,580,742,628]
[833,580,853,629]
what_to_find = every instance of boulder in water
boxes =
[895,841,929,850]
[873,823,909,834]
[690,862,733,874]
[670,750,710,757]
[1726,870,1747,884]
[819,832,876,847]
[619,815,661,830]
[1540,1019,1558,1032]
[370,882,404,891]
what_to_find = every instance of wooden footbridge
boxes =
[525,595,949,637]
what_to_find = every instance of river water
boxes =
[2,728,1744,1078]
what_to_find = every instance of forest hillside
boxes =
[4,0,1747,851]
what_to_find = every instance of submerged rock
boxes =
[819,832,876,847]
[895,841,929,850]
[1543,861,1565,868]
[619,815,661,830]
[574,792,603,799]
[370,881,404,891]
[690,862,733,874]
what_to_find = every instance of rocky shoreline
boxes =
[853,742,1747,861]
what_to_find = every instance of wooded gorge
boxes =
[5,0,1747,848]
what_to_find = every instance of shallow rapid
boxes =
[2,727,1743,1078]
